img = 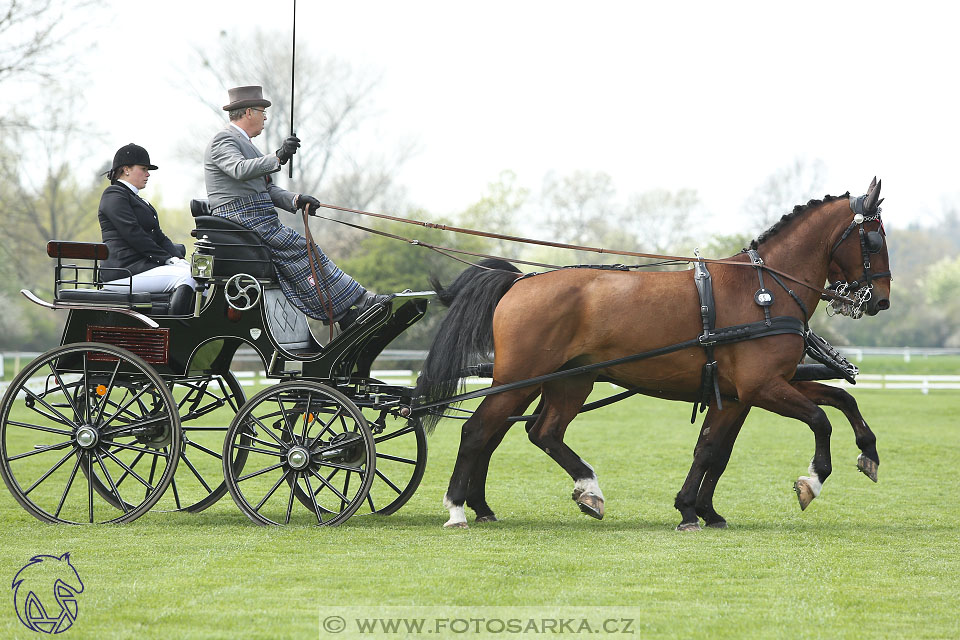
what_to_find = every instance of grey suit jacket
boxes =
[204,125,298,211]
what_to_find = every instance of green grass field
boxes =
[1,385,959,639]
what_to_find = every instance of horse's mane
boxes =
[749,192,850,250]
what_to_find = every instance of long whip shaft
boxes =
[288,0,296,179]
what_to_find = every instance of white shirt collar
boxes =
[117,179,139,195]
[229,123,252,142]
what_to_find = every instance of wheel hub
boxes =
[75,425,100,449]
[286,446,311,471]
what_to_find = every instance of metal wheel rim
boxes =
[85,372,248,513]
[0,342,180,524]
[222,381,376,526]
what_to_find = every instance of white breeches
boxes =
[104,263,197,294]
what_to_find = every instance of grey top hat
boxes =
[222,85,272,111]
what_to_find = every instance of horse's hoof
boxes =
[676,522,702,532]
[705,520,728,529]
[475,514,498,523]
[575,492,604,520]
[857,454,879,483]
[443,520,469,529]
[794,479,815,511]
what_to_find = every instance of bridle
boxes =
[825,194,891,319]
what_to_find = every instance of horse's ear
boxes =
[867,176,877,195]
[864,179,882,213]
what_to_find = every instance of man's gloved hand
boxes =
[297,194,322,214]
[275,135,301,165]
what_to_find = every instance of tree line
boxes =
[1,7,957,351]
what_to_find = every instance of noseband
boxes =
[825,194,892,319]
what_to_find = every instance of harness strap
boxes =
[747,249,772,327]
[692,258,721,419]
[414,316,806,414]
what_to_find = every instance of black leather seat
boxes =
[57,289,152,306]
[190,199,275,280]
[56,289,191,316]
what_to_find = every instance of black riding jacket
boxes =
[97,183,185,280]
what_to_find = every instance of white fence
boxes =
[3,348,959,396]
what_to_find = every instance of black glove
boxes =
[275,135,301,165]
[297,194,322,214]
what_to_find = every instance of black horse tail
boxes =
[416,259,523,432]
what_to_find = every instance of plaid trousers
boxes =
[213,193,364,321]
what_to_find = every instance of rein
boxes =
[302,206,337,341]
[307,202,855,306]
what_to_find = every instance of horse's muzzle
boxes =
[867,296,890,315]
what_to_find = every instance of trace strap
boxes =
[412,316,805,414]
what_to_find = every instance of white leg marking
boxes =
[798,460,822,498]
[573,474,605,502]
[443,493,467,527]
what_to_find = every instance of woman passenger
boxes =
[98,143,196,312]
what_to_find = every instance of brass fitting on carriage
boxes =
[191,236,215,318]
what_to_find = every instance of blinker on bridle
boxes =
[825,193,891,318]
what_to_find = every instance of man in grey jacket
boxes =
[204,85,388,328]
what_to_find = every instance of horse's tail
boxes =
[416,259,523,432]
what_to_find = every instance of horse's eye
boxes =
[866,230,884,254]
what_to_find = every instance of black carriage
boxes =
[0,200,431,526]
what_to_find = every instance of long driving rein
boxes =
[303,199,863,307]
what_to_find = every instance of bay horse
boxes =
[414,178,891,530]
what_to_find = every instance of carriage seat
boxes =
[190,199,275,280]
[56,289,192,316]
[47,240,192,315]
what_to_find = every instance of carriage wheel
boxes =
[159,373,247,512]
[87,373,248,513]
[222,381,375,526]
[0,343,180,524]
[363,412,427,516]
[285,410,426,516]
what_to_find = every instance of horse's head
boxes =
[826,177,891,318]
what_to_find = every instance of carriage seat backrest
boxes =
[190,199,275,280]
[263,287,314,351]
[46,240,191,315]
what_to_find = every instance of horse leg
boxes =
[673,402,750,531]
[693,403,751,529]
[526,376,604,519]
[443,388,532,529]
[465,391,539,523]
[792,381,879,482]
[748,379,834,511]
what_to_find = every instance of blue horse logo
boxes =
[12,553,84,634]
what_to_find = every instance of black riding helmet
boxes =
[110,143,158,172]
